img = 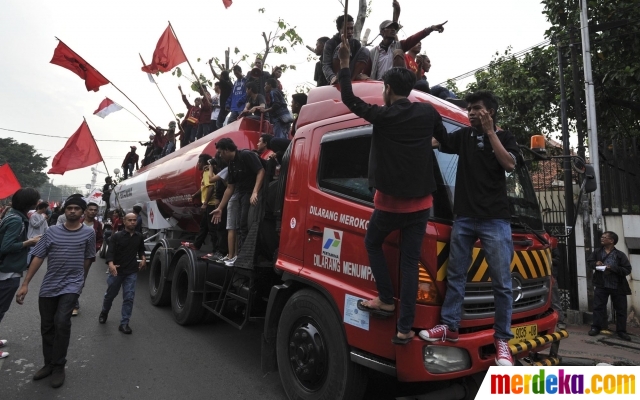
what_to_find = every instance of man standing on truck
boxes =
[100,213,146,334]
[210,138,265,266]
[420,90,519,367]
[337,35,445,344]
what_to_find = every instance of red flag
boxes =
[50,41,110,92]
[222,0,233,8]
[48,121,104,175]
[0,164,22,199]
[141,25,188,74]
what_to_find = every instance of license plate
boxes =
[509,324,538,345]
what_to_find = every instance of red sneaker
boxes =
[181,242,197,250]
[494,339,514,366]
[418,325,459,342]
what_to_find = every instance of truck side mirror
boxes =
[583,164,597,194]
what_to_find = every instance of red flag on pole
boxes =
[0,164,22,199]
[48,120,104,175]
[222,0,233,8]
[141,25,188,74]
[50,41,110,92]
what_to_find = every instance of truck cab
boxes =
[115,80,566,400]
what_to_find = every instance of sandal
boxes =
[391,331,415,345]
[357,299,395,318]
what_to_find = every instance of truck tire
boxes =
[149,249,171,306]
[171,256,205,325]
[276,289,367,400]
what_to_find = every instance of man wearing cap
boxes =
[121,146,139,179]
[367,1,447,81]
[16,195,96,388]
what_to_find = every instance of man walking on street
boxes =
[15,195,96,388]
[100,213,146,334]
[28,202,49,239]
[588,231,633,341]
[337,35,444,345]
[420,90,519,366]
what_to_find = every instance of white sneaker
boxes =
[224,256,237,266]
[0,351,8,359]
[0,339,7,348]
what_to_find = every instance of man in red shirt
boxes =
[404,42,423,78]
[338,36,445,345]
[121,146,139,179]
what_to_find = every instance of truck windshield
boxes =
[434,120,544,232]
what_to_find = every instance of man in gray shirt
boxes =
[28,202,49,238]
[16,195,95,389]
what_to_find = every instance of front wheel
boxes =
[276,289,367,400]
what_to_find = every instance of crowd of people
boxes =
[0,190,147,388]
[121,0,460,179]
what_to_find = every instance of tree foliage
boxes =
[0,138,48,188]
[453,0,640,147]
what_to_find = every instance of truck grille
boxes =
[461,277,549,319]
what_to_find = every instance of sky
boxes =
[0,0,551,189]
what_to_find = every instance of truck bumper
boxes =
[395,311,562,382]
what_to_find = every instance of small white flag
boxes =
[147,73,155,83]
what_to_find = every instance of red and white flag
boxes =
[93,98,123,118]
[222,0,233,8]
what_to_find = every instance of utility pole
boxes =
[579,0,603,229]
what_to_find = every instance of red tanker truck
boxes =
[110,81,576,399]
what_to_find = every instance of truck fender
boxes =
[260,272,347,373]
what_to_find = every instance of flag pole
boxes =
[55,37,157,128]
[168,22,206,93]
[139,53,180,121]
[84,117,123,211]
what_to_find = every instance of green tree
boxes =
[0,138,48,188]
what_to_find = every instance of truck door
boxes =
[302,123,397,361]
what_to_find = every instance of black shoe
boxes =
[119,324,132,334]
[33,364,53,381]
[98,312,108,324]
[618,332,631,341]
[588,328,600,336]
[50,366,65,388]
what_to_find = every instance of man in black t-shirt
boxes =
[420,90,520,367]
[101,213,146,334]
[210,138,265,266]
[240,81,266,120]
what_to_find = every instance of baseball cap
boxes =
[130,145,137,150]
[379,20,399,31]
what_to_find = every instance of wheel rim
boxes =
[175,268,188,309]
[287,318,328,391]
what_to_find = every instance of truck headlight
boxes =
[423,345,471,374]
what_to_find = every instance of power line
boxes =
[0,127,139,142]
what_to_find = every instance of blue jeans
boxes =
[441,217,514,339]
[124,163,134,179]
[0,277,20,324]
[196,123,210,140]
[272,118,291,139]
[102,273,137,325]
[39,293,79,366]
[364,208,429,334]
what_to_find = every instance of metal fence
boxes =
[599,138,640,215]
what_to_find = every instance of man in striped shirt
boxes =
[15,195,96,388]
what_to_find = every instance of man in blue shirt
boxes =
[225,65,247,124]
